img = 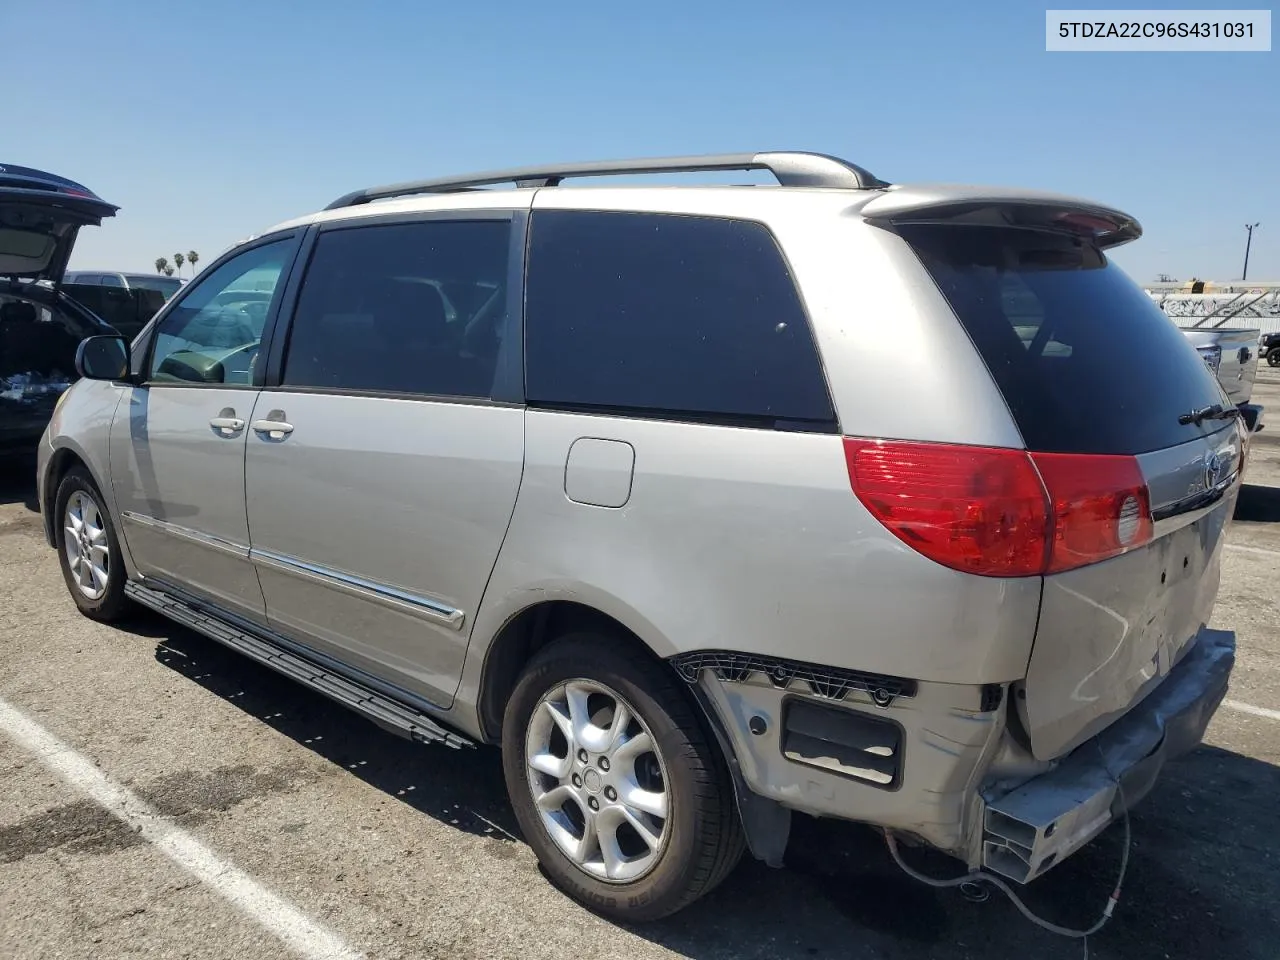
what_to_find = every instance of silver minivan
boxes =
[38,152,1241,921]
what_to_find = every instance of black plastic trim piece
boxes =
[252,385,521,408]
[315,208,515,230]
[981,683,1005,713]
[781,697,904,791]
[686,681,791,868]
[260,224,319,388]
[491,208,528,404]
[670,650,917,705]
[524,401,839,434]
[1151,478,1233,522]
[125,580,472,749]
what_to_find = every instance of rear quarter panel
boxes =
[471,409,1042,687]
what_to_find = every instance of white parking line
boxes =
[0,697,363,960]
[1225,542,1280,558]
[1224,699,1280,722]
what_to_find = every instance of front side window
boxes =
[281,220,511,399]
[148,240,291,385]
[524,211,835,428]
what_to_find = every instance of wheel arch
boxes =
[42,442,104,546]
[474,598,677,744]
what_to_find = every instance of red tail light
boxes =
[843,439,1152,577]
[1030,453,1152,572]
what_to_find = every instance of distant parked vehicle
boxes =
[1179,327,1265,432]
[0,163,120,454]
[1260,331,1280,366]
[63,271,185,300]
[59,281,168,341]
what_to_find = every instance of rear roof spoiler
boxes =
[859,184,1141,249]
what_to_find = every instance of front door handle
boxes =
[209,409,245,437]
[252,411,294,440]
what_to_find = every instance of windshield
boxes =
[901,223,1229,455]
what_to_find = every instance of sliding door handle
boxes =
[252,416,294,440]
[209,412,245,437]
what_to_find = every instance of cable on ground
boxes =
[883,773,1131,946]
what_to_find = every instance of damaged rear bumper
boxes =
[980,627,1235,883]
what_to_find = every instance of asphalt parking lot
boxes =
[2,375,1279,960]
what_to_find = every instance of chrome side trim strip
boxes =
[249,548,465,631]
[120,511,249,560]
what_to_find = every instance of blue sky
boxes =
[7,0,1277,283]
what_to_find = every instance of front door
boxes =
[110,235,298,621]
[244,214,526,708]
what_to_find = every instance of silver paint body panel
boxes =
[243,391,524,708]
[109,385,267,622]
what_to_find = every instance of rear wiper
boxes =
[1178,404,1241,426]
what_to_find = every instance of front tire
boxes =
[502,634,744,921]
[54,467,130,622]
[1268,349,1280,367]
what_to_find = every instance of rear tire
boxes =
[54,467,131,623]
[501,633,744,921]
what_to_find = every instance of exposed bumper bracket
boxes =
[981,628,1234,883]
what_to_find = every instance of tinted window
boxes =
[126,275,184,299]
[99,275,125,287]
[900,224,1227,455]
[149,240,291,385]
[524,211,834,427]
[282,220,511,398]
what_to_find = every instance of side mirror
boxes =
[75,335,131,381]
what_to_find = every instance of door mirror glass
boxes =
[75,335,130,381]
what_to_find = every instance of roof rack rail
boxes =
[324,151,889,210]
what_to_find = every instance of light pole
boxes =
[1242,222,1260,281]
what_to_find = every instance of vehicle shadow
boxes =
[0,454,39,512]
[1235,482,1280,523]
[142,612,1280,960]
[141,615,519,843]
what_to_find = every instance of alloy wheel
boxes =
[64,491,110,601]
[524,679,671,883]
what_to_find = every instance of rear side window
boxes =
[524,211,834,429]
[900,224,1226,455]
[283,220,511,399]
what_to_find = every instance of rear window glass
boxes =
[900,224,1227,455]
[524,211,835,429]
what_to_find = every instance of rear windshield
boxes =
[900,224,1228,455]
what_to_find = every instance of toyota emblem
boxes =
[1204,451,1224,489]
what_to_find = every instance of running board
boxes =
[125,581,472,749]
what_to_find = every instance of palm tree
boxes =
[155,256,169,275]
[187,250,199,275]
[173,252,185,274]
[163,266,175,277]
